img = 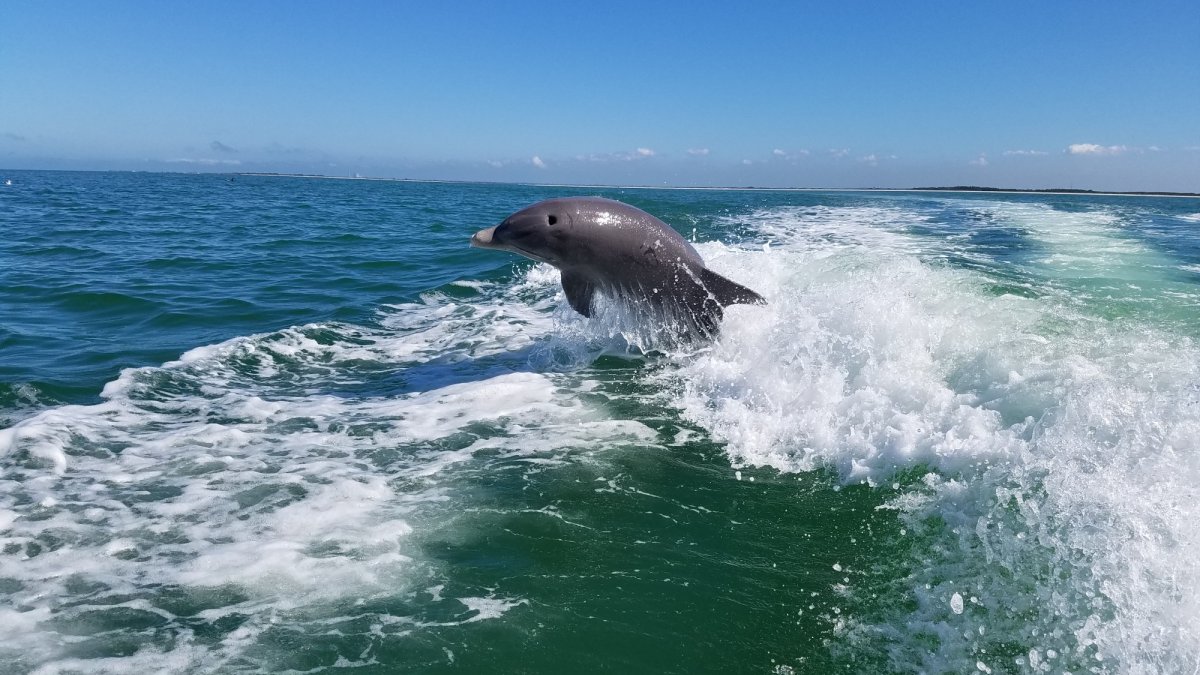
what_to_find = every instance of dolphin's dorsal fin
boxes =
[699,268,766,307]
[561,271,596,317]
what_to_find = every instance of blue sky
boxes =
[2,1,1198,191]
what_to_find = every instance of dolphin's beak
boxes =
[471,226,499,249]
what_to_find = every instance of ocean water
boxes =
[2,171,1200,674]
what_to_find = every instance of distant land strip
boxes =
[912,185,1200,197]
[237,173,1200,197]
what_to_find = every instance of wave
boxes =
[672,202,1200,672]
[0,270,653,672]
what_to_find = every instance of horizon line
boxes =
[3,167,1199,198]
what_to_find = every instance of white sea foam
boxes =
[671,202,1200,672]
[455,596,529,623]
[0,271,659,671]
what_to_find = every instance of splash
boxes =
[0,272,657,672]
[669,202,1200,672]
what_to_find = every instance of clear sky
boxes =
[2,1,1198,191]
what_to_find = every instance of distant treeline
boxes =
[913,185,1200,197]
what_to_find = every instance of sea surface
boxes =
[2,171,1200,674]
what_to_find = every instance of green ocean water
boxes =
[2,171,1200,673]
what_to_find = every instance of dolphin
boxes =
[471,197,764,339]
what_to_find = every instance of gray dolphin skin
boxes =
[471,197,765,339]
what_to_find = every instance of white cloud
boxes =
[486,160,504,168]
[1148,145,1163,152]
[829,148,850,158]
[578,148,657,162]
[167,158,241,166]
[1067,143,1128,156]
[1003,149,1048,156]
[741,159,754,165]
[687,148,709,156]
[970,153,989,167]
[771,148,809,160]
[260,142,317,156]
[855,153,897,167]
[531,155,546,169]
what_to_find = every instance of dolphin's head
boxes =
[471,199,575,267]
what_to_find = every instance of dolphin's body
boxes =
[471,197,764,339]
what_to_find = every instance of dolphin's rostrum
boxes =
[471,197,764,339]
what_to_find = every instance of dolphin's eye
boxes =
[548,215,558,225]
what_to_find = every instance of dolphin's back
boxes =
[553,198,702,270]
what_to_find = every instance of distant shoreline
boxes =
[3,169,1197,198]
[234,173,1200,198]
[910,185,1200,198]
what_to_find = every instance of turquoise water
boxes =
[3,171,1200,673]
